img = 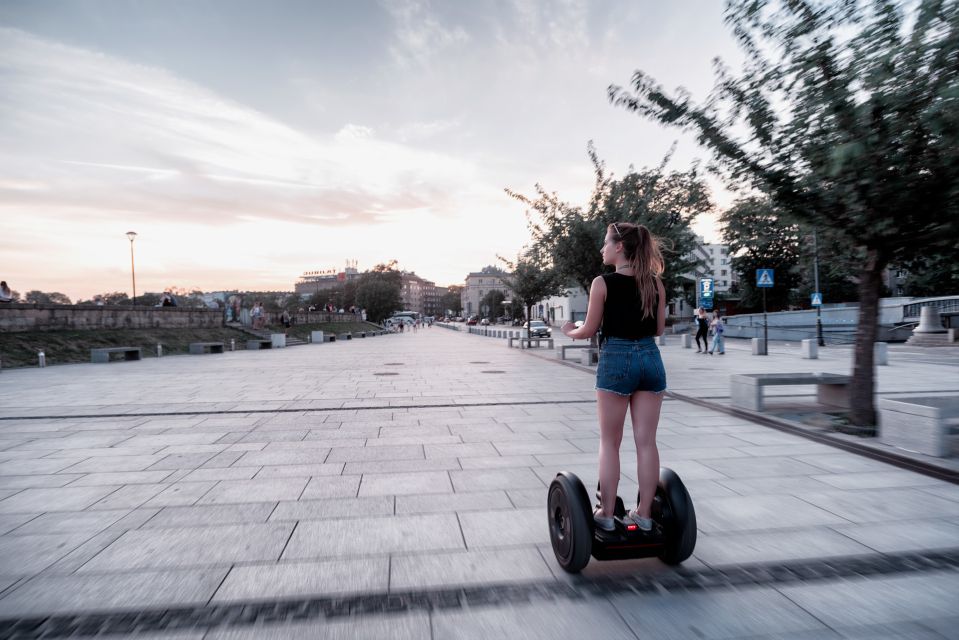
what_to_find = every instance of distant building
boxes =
[294,260,361,295]
[461,266,514,318]
[399,272,439,316]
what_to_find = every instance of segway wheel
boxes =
[652,467,697,565]
[548,473,592,573]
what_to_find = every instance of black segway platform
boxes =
[547,468,697,573]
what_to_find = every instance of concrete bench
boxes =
[508,337,554,349]
[337,333,352,341]
[558,344,591,361]
[731,373,852,412]
[189,342,224,355]
[246,339,272,350]
[879,396,959,457]
[580,348,599,366]
[90,347,142,363]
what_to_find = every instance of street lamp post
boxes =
[126,231,137,306]
[813,228,824,347]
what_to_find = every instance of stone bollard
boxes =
[271,333,286,348]
[157,344,163,358]
[801,339,818,359]
[230,339,235,351]
[656,335,666,346]
[311,331,324,344]
[875,342,888,366]
[682,334,692,349]
[38,351,46,368]
[752,338,767,355]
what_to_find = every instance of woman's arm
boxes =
[655,277,667,337]
[562,276,606,340]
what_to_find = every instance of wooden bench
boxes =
[508,337,554,349]
[880,396,959,457]
[90,347,142,363]
[558,344,591,361]
[730,373,852,412]
[246,339,272,350]
[189,341,224,355]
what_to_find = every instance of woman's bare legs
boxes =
[629,390,663,518]
[596,390,630,518]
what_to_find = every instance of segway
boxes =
[547,468,697,573]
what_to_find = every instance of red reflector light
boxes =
[626,524,638,531]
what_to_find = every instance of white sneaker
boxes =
[626,510,653,531]
[593,508,615,532]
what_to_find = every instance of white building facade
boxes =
[461,267,514,318]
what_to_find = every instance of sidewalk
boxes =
[0,328,956,639]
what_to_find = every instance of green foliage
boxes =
[355,261,402,323]
[510,143,710,299]
[720,197,802,310]
[897,251,959,297]
[23,291,72,305]
[497,252,565,321]
[439,286,463,315]
[76,292,130,305]
[610,0,959,425]
[479,289,505,318]
[611,1,959,263]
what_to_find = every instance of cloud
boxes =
[381,0,470,68]
[0,27,479,228]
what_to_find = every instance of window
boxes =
[721,270,727,276]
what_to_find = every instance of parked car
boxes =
[525,320,552,338]
[466,317,478,326]
[480,318,490,326]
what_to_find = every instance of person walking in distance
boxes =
[708,309,725,355]
[562,222,667,532]
[694,308,709,353]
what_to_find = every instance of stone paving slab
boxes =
[0,328,957,635]
[212,557,389,603]
[78,523,294,572]
[0,567,228,616]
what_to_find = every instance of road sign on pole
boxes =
[811,292,823,306]
[756,269,774,288]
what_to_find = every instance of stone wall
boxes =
[0,304,224,332]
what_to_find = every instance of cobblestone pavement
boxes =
[0,328,956,639]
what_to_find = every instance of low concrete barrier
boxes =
[880,396,959,457]
[801,339,818,359]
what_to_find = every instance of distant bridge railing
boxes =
[902,296,959,320]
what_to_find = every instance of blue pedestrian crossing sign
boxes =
[756,269,774,288]
[811,292,823,306]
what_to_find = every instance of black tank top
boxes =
[600,273,658,340]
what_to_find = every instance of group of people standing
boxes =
[693,307,725,355]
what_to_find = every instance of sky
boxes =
[0,0,743,301]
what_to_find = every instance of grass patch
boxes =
[1,327,252,368]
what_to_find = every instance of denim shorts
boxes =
[595,337,667,396]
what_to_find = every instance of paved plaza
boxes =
[0,328,957,639]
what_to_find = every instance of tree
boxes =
[896,250,959,298]
[610,0,959,425]
[720,197,802,311]
[77,292,129,305]
[355,261,402,323]
[23,291,72,305]
[439,286,463,316]
[510,143,710,305]
[479,289,506,319]
[498,251,565,329]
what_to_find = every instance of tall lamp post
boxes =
[813,228,824,347]
[126,231,137,306]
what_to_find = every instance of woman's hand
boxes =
[561,321,577,338]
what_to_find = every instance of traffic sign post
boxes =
[756,269,774,355]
